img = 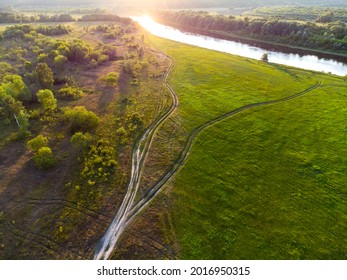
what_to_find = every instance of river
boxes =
[133,15,347,76]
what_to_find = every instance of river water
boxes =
[133,16,347,76]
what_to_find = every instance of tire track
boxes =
[94,51,321,259]
[93,56,178,260]
[3,197,110,222]
[126,82,322,226]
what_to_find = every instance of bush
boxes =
[102,44,117,60]
[123,59,142,77]
[58,86,84,100]
[64,106,100,133]
[27,135,48,152]
[34,147,55,169]
[100,72,119,87]
[38,53,48,62]
[71,132,92,150]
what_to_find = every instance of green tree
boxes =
[27,135,48,152]
[34,147,56,169]
[2,74,31,102]
[16,109,30,137]
[0,85,27,129]
[37,89,57,112]
[0,62,14,80]
[64,106,100,133]
[67,40,91,63]
[35,63,54,89]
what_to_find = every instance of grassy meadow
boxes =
[139,35,347,259]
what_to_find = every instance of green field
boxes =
[144,36,347,259]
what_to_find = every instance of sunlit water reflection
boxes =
[133,15,347,76]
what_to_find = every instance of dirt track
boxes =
[94,51,322,260]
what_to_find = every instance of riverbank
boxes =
[134,16,347,76]
[152,18,347,63]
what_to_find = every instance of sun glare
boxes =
[135,15,158,31]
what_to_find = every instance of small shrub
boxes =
[34,147,56,169]
[88,59,98,69]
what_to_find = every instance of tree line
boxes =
[249,6,347,23]
[0,12,135,24]
[153,10,347,54]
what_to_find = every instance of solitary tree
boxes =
[261,53,269,62]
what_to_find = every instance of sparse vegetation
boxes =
[0,15,170,259]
